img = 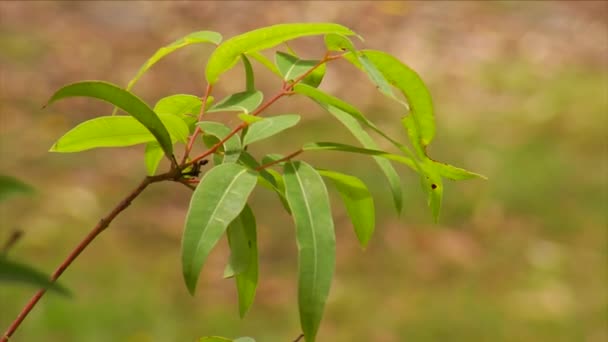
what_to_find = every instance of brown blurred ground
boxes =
[1,1,607,342]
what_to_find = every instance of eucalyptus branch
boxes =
[182,84,214,164]
[256,149,303,171]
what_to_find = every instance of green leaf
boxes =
[241,54,255,92]
[294,84,405,213]
[318,170,375,248]
[226,205,258,318]
[127,31,222,91]
[242,114,301,146]
[0,257,69,296]
[302,142,415,169]
[358,53,396,99]
[283,161,335,342]
[144,142,164,176]
[324,33,357,52]
[247,51,282,77]
[206,23,356,84]
[420,160,443,222]
[197,121,242,164]
[238,113,264,124]
[207,91,263,114]
[46,81,175,159]
[0,175,34,202]
[50,114,188,153]
[361,50,436,147]
[433,161,487,180]
[182,163,257,294]
[233,338,256,342]
[275,52,319,82]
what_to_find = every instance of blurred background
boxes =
[0,1,606,341]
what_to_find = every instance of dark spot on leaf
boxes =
[431,184,437,190]
[248,240,252,248]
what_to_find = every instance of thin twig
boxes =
[1,171,177,342]
[256,149,303,171]
[293,333,305,342]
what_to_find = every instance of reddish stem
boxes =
[1,172,177,342]
[182,84,213,164]
[255,149,303,171]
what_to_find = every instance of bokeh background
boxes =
[1,1,606,341]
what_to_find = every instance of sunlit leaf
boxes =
[144,142,164,176]
[0,175,34,202]
[226,205,258,318]
[361,50,436,146]
[238,113,263,124]
[182,163,257,295]
[46,81,175,159]
[275,52,319,82]
[0,257,69,296]
[206,23,356,84]
[197,121,242,164]
[318,170,375,248]
[50,114,188,153]
[241,54,255,92]
[242,114,301,146]
[324,33,356,52]
[283,161,335,342]
[433,162,486,180]
[247,51,282,77]
[207,91,263,114]
[127,31,222,90]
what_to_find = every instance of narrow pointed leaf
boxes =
[247,51,282,77]
[283,161,335,342]
[275,52,320,82]
[361,50,436,146]
[46,81,175,159]
[241,54,255,92]
[324,33,356,52]
[127,31,222,90]
[182,163,258,295]
[226,205,258,317]
[144,142,164,175]
[197,121,242,164]
[318,170,375,248]
[50,114,187,153]
[0,257,70,296]
[207,91,263,114]
[434,162,487,180]
[206,23,356,84]
[237,152,291,214]
[303,142,416,170]
[242,114,301,146]
[0,175,33,202]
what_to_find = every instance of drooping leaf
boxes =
[283,161,335,342]
[207,91,263,114]
[50,114,188,153]
[318,170,375,248]
[357,53,396,100]
[294,85,404,212]
[360,50,436,146]
[241,54,255,92]
[225,205,258,318]
[0,175,34,202]
[46,81,175,159]
[182,163,257,294]
[237,152,291,214]
[302,142,415,170]
[0,257,69,296]
[247,51,282,77]
[197,121,242,164]
[420,160,443,222]
[206,23,356,84]
[144,142,165,176]
[433,161,487,180]
[242,114,301,146]
[275,52,319,82]
[127,31,222,90]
